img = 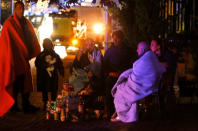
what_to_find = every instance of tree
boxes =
[104,0,163,45]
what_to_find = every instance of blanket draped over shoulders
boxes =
[112,51,166,123]
[0,15,40,117]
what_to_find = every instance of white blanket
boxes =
[112,51,166,123]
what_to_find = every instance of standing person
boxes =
[103,30,136,119]
[35,38,64,110]
[150,39,177,112]
[111,42,166,123]
[0,1,41,116]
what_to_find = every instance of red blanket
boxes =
[0,15,40,117]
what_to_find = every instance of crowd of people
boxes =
[0,1,186,124]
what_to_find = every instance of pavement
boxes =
[0,91,198,131]
[1,55,198,131]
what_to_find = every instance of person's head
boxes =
[43,38,53,51]
[137,41,149,56]
[112,30,124,46]
[85,38,95,52]
[150,39,161,52]
[14,1,25,19]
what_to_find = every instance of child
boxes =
[35,38,64,110]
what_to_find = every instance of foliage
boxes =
[29,0,163,45]
[105,0,163,45]
[135,0,163,41]
[29,0,80,8]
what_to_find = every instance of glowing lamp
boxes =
[72,39,78,45]
[93,24,103,34]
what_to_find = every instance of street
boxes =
[1,55,198,130]
[0,104,198,131]
[0,54,198,130]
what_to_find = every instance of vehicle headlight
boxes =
[93,23,104,34]
[72,39,78,45]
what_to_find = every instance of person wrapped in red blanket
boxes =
[0,1,41,116]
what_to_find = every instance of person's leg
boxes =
[104,77,117,119]
[42,90,48,111]
[22,93,30,111]
[51,88,58,102]
[51,77,58,101]
[41,78,49,110]
[20,75,39,113]
[11,75,24,112]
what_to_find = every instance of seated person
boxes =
[69,38,103,111]
[69,38,103,94]
[150,39,168,67]
[111,41,166,123]
[150,39,177,107]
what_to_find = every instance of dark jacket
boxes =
[103,42,135,77]
[35,50,64,91]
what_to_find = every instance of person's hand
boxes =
[77,49,83,60]
[88,53,94,63]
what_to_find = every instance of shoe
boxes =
[111,116,121,122]
[111,112,117,119]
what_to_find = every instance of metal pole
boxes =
[104,6,108,51]
[12,0,14,14]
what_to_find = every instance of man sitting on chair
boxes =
[111,41,166,123]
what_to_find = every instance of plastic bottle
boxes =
[60,108,65,122]
[65,98,69,120]
[46,112,50,120]
[54,112,58,120]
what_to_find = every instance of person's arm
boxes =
[72,49,84,69]
[88,49,103,77]
[102,49,111,78]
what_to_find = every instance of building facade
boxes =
[160,0,198,41]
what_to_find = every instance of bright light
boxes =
[54,46,67,59]
[71,21,75,25]
[93,23,103,34]
[56,43,61,46]
[72,39,78,45]
[38,16,53,50]
[67,46,79,52]
[55,39,60,42]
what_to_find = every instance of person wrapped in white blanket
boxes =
[111,41,166,123]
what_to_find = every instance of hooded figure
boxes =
[0,1,41,116]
